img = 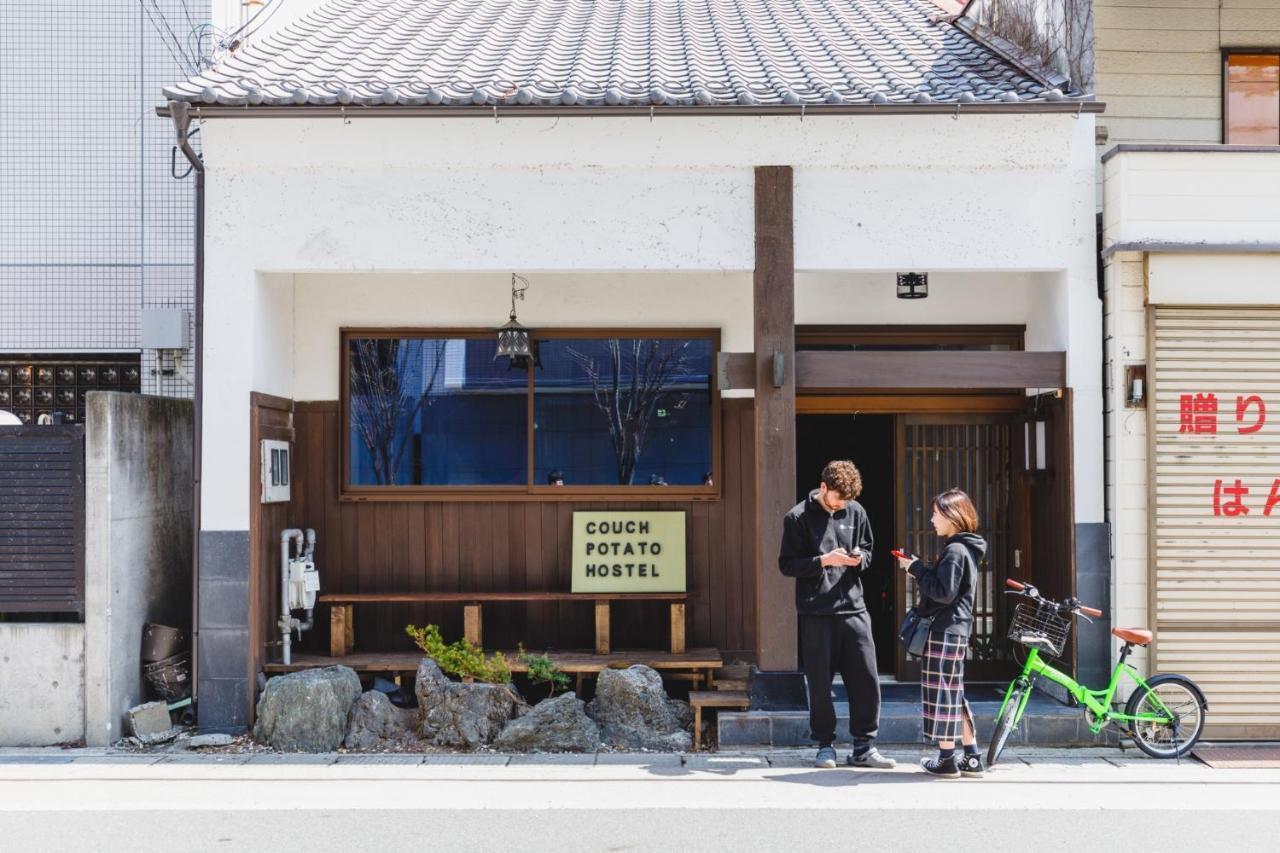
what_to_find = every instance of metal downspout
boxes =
[170,101,205,715]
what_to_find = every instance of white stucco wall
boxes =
[199,112,1100,531]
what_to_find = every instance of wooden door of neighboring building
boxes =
[895,414,1023,682]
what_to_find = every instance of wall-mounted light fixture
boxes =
[495,273,538,369]
[896,272,928,300]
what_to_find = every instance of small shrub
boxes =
[517,644,571,699]
[405,623,511,684]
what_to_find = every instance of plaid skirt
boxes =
[920,631,975,742]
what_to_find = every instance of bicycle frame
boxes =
[997,647,1177,735]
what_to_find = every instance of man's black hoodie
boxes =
[778,490,874,615]
[907,532,987,638]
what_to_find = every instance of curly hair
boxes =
[820,460,863,500]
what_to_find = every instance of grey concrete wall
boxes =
[0,624,85,745]
[84,392,193,746]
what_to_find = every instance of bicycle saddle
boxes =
[1112,627,1153,645]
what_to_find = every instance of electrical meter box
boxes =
[260,439,291,503]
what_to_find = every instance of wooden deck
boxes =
[264,647,723,676]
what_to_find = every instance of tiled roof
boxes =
[164,0,1080,109]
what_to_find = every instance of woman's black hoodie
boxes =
[907,532,986,638]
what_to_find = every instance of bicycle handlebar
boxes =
[1005,578,1104,619]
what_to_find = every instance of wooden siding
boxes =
[0,425,84,614]
[249,394,297,701]
[1096,0,1280,147]
[272,399,757,663]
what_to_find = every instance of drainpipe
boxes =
[170,101,204,708]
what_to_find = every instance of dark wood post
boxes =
[754,166,797,672]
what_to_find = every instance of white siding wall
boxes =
[1103,150,1280,247]
[1102,251,1151,684]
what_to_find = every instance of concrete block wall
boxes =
[0,624,85,746]
[84,392,194,746]
[1102,251,1151,691]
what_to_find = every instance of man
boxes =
[779,460,895,770]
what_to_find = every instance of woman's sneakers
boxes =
[920,754,961,778]
[921,747,985,779]
[958,752,985,778]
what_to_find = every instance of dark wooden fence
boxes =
[0,425,85,615]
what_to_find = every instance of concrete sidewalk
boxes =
[1,746,1277,853]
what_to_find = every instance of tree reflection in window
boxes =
[540,338,716,484]
[348,338,445,485]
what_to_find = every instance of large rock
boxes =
[414,657,526,749]
[253,666,362,752]
[344,690,418,750]
[586,666,692,751]
[494,692,600,753]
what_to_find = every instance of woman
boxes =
[896,488,986,779]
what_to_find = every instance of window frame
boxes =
[339,327,722,501]
[1222,50,1280,146]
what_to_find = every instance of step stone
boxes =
[717,702,1120,748]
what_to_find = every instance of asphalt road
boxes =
[1,748,1277,853]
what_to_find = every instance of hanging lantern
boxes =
[495,273,538,369]
[896,272,928,299]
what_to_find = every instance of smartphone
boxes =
[890,549,912,560]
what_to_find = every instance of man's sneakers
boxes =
[958,753,985,777]
[814,745,838,768]
[920,754,961,778]
[846,747,897,769]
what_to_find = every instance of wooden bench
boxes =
[320,591,689,659]
[688,690,751,751]
[265,648,724,690]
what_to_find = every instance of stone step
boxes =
[718,694,1119,748]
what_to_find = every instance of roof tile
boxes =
[166,0,1079,108]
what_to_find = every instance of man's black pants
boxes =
[800,611,880,748]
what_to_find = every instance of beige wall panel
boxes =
[1096,72,1222,98]
[1096,51,1223,75]
[1098,28,1227,53]
[1101,95,1224,120]
[1096,7,1223,29]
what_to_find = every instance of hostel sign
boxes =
[571,511,686,593]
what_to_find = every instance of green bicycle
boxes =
[987,578,1208,766]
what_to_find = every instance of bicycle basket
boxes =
[1007,599,1072,658]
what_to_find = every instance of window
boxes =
[1226,53,1280,145]
[342,330,718,497]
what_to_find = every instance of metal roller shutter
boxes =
[1151,307,1280,739]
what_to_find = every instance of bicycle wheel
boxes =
[987,683,1026,767]
[1124,674,1207,759]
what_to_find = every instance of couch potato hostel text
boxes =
[572,512,686,593]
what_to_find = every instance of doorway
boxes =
[796,414,897,673]
[796,403,1028,682]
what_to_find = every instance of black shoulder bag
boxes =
[897,607,933,659]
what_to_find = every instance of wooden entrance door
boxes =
[895,414,1023,681]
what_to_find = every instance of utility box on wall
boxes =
[260,439,290,503]
[140,309,191,350]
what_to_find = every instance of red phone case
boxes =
[891,549,910,560]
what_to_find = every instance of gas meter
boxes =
[287,556,320,611]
